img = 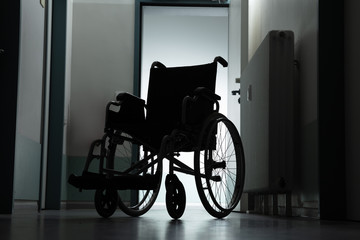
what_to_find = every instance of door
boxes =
[13,0,46,208]
[0,0,20,214]
[140,4,229,204]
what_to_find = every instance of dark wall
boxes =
[318,0,346,220]
[0,0,20,214]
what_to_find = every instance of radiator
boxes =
[240,30,295,193]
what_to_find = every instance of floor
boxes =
[1,205,360,240]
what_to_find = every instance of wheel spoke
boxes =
[194,115,245,218]
[105,132,162,217]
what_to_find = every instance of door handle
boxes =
[231,90,240,95]
[231,89,241,104]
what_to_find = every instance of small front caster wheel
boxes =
[165,174,186,219]
[94,188,118,218]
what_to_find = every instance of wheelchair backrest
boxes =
[145,60,218,141]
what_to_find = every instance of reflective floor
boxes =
[1,205,360,240]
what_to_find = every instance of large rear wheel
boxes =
[194,114,245,218]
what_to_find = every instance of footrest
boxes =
[109,174,160,190]
[68,172,160,190]
[68,172,107,190]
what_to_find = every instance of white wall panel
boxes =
[69,1,134,156]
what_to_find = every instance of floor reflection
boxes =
[1,206,360,240]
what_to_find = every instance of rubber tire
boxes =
[94,188,118,218]
[194,113,245,218]
[165,174,186,219]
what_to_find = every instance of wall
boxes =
[14,0,45,200]
[68,0,134,156]
[345,0,360,221]
[247,0,319,216]
[66,0,135,199]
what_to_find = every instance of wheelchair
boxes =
[68,56,245,219]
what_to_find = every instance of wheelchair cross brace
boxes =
[158,130,224,183]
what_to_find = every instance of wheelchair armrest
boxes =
[116,92,146,107]
[181,87,220,126]
[105,92,146,131]
[194,87,221,102]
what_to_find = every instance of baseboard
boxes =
[13,200,38,211]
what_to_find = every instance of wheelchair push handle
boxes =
[151,61,166,69]
[213,56,228,67]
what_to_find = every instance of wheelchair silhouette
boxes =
[68,56,245,219]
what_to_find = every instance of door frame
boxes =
[41,0,67,210]
[138,2,230,204]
